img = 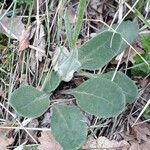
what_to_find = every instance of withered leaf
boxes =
[38,132,62,150]
[0,10,24,39]
[0,128,14,150]
[83,136,130,150]
[19,26,31,51]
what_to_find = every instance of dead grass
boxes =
[0,0,150,149]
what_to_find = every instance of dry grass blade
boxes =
[0,103,38,144]
[0,0,150,149]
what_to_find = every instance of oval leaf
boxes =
[9,86,49,118]
[78,31,122,70]
[101,21,139,53]
[113,21,139,52]
[73,78,125,118]
[100,71,138,104]
[51,105,87,150]
[42,71,61,94]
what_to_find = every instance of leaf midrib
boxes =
[19,94,48,110]
[74,90,114,107]
[80,37,111,63]
[55,107,79,148]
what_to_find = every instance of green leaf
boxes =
[103,21,139,53]
[23,146,38,150]
[53,47,81,82]
[9,86,49,118]
[100,71,138,104]
[78,31,122,70]
[133,56,150,75]
[132,36,150,76]
[73,78,125,118]
[141,36,150,53]
[41,71,61,94]
[115,21,139,52]
[144,106,150,120]
[51,105,87,150]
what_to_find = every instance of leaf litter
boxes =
[83,136,130,150]
[29,23,46,72]
[83,122,150,150]
[0,10,46,72]
[0,128,14,150]
[0,10,24,39]
[0,0,150,149]
[19,26,31,51]
[37,132,62,150]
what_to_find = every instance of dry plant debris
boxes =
[83,122,150,150]
[83,136,130,150]
[132,123,150,143]
[37,132,62,150]
[0,128,14,150]
[19,26,31,51]
[0,10,46,72]
[0,0,150,149]
[0,11,24,39]
[30,23,46,71]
